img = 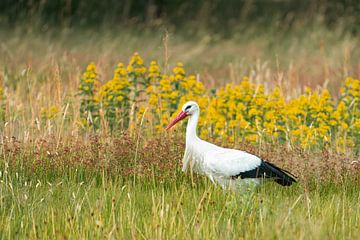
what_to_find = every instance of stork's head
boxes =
[166,101,199,130]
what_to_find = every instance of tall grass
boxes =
[0,159,359,239]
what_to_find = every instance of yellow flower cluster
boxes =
[98,63,131,130]
[79,63,100,129]
[40,105,59,120]
[79,53,359,150]
[99,63,130,106]
[205,78,267,142]
[145,62,207,130]
[0,78,5,123]
[336,77,360,149]
[127,52,147,75]
[201,77,359,150]
[148,61,160,79]
[79,63,98,95]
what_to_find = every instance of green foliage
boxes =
[1,0,359,35]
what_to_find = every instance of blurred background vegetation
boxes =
[0,0,359,34]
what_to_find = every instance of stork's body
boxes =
[166,101,296,190]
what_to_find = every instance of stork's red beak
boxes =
[166,111,188,130]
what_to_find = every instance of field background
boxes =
[0,1,359,239]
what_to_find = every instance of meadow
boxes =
[0,20,359,239]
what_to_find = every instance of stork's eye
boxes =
[185,105,191,111]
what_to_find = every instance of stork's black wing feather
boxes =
[232,160,297,186]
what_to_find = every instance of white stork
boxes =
[166,101,296,190]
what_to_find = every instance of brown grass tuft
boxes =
[1,134,358,184]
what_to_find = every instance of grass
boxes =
[0,136,359,239]
[0,164,359,239]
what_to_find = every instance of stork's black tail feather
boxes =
[232,160,297,186]
[261,161,297,186]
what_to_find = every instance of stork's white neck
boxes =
[182,109,201,172]
[186,110,200,142]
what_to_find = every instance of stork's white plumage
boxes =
[166,101,296,190]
